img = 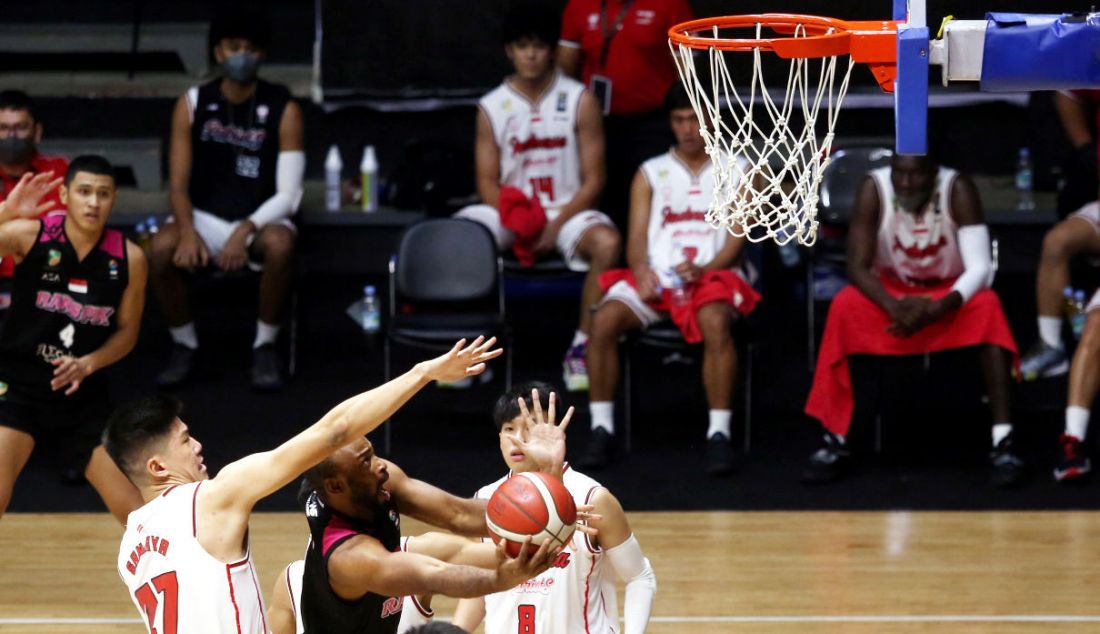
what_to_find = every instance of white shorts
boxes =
[602,280,666,328]
[1070,201,1100,235]
[170,209,296,272]
[454,204,615,272]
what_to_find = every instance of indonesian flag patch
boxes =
[68,278,88,294]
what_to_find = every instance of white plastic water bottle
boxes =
[1015,147,1035,211]
[324,145,342,212]
[135,221,150,251]
[1072,289,1088,339]
[362,285,380,333]
[670,274,691,308]
[360,145,379,213]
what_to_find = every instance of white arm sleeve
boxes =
[605,534,656,634]
[950,224,993,303]
[248,150,305,229]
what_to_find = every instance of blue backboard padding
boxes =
[896,25,929,155]
[981,13,1100,91]
[893,0,908,21]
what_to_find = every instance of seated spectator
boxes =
[802,154,1024,487]
[0,90,68,311]
[1020,90,1100,383]
[579,86,759,474]
[150,7,305,391]
[455,2,621,392]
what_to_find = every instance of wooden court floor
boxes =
[2,511,1099,633]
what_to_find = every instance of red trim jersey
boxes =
[480,72,585,210]
[870,166,964,285]
[0,153,68,278]
[560,0,694,115]
[118,482,268,634]
[474,465,618,634]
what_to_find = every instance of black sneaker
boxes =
[706,432,736,476]
[1054,434,1091,483]
[989,436,1026,488]
[251,343,284,392]
[156,344,196,388]
[577,427,614,470]
[801,433,851,484]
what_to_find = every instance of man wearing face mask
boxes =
[150,8,305,391]
[801,154,1024,487]
[0,91,68,312]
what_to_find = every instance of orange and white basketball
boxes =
[486,471,577,557]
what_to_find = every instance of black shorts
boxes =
[0,377,112,470]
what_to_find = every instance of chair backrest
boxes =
[818,146,894,225]
[394,218,499,303]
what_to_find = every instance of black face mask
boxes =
[0,137,35,164]
[224,53,261,83]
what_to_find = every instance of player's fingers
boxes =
[472,335,495,355]
[448,338,467,357]
[576,524,599,537]
[515,536,534,561]
[460,335,485,356]
[65,379,80,396]
[530,388,545,424]
[517,395,531,422]
[465,362,486,376]
[558,406,575,432]
[479,346,504,361]
[546,391,556,425]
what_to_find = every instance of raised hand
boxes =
[421,336,503,383]
[1,171,62,221]
[515,389,573,475]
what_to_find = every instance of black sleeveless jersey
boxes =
[0,216,129,392]
[301,490,405,634]
[188,78,290,220]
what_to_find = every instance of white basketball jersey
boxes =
[870,166,964,283]
[475,466,618,634]
[118,482,268,634]
[480,72,585,210]
[642,151,745,289]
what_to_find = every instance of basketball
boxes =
[485,472,577,557]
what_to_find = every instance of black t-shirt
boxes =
[301,490,404,634]
[0,215,128,393]
[188,78,290,220]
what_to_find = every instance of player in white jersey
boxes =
[803,154,1025,487]
[579,86,760,475]
[453,383,657,634]
[105,336,502,634]
[455,3,621,394]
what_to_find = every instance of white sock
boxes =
[253,321,280,349]
[707,409,732,439]
[571,330,589,348]
[169,323,198,349]
[590,401,614,434]
[992,423,1013,446]
[1038,316,1063,350]
[1066,405,1090,441]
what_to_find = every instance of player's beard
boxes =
[349,481,387,519]
[897,191,931,213]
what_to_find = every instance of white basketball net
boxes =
[671,22,855,246]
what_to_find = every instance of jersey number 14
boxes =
[134,571,179,634]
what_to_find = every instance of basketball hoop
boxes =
[669,14,898,246]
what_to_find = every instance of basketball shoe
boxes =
[988,435,1026,488]
[157,343,196,388]
[1054,434,1091,483]
[707,432,736,476]
[563,343,589,392]
[1019,341,1068,381]
[577,427,613,469]
[801,432,851,484]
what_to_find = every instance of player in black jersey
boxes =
[151,7,305,392]
[0,156,146,523]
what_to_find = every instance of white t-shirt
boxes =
[479,72,586,210]
[118,482,268,634]
[870,166,964,284]
[475,465,618,634]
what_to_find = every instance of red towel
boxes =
[497,186,547,267]
[599,268,761,343]
[804,275,1019,436]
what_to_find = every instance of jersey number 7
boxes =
[134,571,179,634]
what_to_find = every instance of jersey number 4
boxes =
[134,571,179,634]
[518,604,536,633]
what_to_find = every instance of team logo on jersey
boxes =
[256,104,270,124]
[551,551,571,568]
[59,323,75,348]
[47,249,61,268]
[587,12,599,29]
[0,381,7,400]
[380,596,403,619]
[40,272,60,283]
[658,169,669,180]
[556,92,568,112]
[68,278,88,294]
[108,259,119,280]
[636,9,657,25]
[502,98,513,112]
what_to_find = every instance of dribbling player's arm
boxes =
[201,338,501,516]
[555,91,605,219]
[386,461,490,537]
[474,108,503,208]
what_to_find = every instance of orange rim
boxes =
[669,13,898,62]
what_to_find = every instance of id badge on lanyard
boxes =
[590,0,633,115]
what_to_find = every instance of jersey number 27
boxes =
[134,571,179,634]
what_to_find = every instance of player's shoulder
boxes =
[475,472,512,499]
[562,465,603,497]
[480,82,513,109]
[555,73,586,95]
[641,151,673,172]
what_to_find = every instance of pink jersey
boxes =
[870,166,964,284]
[475,465,618,634]
[118,482,268,634]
